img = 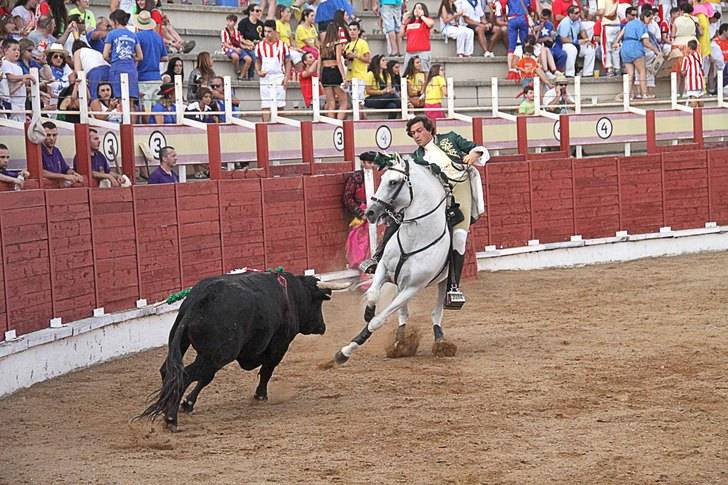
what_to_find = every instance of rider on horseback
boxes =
[359,115,490,309]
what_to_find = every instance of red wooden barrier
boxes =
[484,161,532,248]
[618,154,664,234]
[530,157,575,243]
[91,188,140,313]
[662,150,709,230]
[46,189,95,322]
[219,179,266,272]
[708,149,728,225]
[304,174,349,273]
[0,191,53,336]
[572,156,621,239]
[262,177,308,273]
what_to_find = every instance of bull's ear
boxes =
[320,288,332,300]
[321,293,332,301]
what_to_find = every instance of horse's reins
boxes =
[372,157,451,284]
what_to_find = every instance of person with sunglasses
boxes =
[237,4,264,79]
[208,75,240,122]
[45,43,72,109]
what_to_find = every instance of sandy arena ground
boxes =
[1,252,728,484]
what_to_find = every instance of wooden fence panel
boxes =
[134,184,181,303]
[177,182,223,287]
[219,179,266,272]
[0,191,53,336]
[262,177,308,273]
[485,161,532,248]
[618,155,664,234]
[91,188,139,313]
[573,157,621,239]
[530,158,575,243]
[708,149,728,225]
[662,151,710,230]
[304,174,349,273]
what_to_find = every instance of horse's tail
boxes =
[136,311,188,422]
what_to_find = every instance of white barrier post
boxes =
[671,71,678,108]
[574,75,582,114]
[491,76,499,116]
[270,83,278,123]
[364,167,377,256]
[352,78,361,121]
[534,76,542,114]
[446,77,455,118]
[30,68,41,118]
[120,73,131,125]
[78,70,89,123]
[174,74,184,124]
[719,70,725,107]
[401,76,409,119]
[622,74,630,112]
[223,75,233,122]
[312,76,321,122]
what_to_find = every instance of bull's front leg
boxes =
[253,348,286,401]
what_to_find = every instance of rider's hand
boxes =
[463,152,479,165]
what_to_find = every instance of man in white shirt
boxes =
[256,20,291,122]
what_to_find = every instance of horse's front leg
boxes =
[396,303,409,342]
[363,263,388,323]
[335,285,421,365]
[432,279,457,357]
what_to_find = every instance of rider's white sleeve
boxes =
[471,146,490,166]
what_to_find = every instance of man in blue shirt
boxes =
[556,6,595,77]
[0,143,30,189]
[135,11,168,111]
[41,121,85,187]
[148,146,179,184]
[86,17,109,53]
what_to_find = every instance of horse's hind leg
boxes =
[397,304,409,341]
[336,285,420,364]
[432,279,447,342]
[180,357,217,414]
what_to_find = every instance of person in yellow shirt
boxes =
[295,8,319,57]
[403,55,425,108]
[344,21,371,108]
[276,6,302,64]
[423,64,446,119]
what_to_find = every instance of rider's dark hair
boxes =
[406,115,436,137]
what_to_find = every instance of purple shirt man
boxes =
[148,146,179,184]
[40,122,84,186]
[148,167,179,184]
[42,146,71,174]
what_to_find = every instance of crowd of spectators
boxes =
[0,0,727,188]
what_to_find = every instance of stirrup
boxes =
[444,287,466,310]
[359,258,378,274]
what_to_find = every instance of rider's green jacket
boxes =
[410,131,488,222]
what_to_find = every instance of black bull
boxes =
[138,272,334,431]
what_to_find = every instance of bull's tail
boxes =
[136,312,188,423]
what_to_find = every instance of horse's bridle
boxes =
[370,156,450,225]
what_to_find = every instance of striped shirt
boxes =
[221,27,243,50]
[255,39,289,75]
[681,51,704,92]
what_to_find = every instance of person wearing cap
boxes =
[135,9,168,111]
[46,42,73,109]
[543,73,575,113]
[149,81,177,124]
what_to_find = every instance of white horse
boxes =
[334,154,455,364]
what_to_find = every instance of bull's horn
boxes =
[317,280,352,290]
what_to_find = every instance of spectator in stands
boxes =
[71,39,108,99]
[150,81,176,123]
[462,0,493,57]
[401,2,433,72]
[693,0,714,60]
[374,0,402,56]
[364,54,400,118]
[320,21,348,120]
[10,0,37,31]
[46,43,72,108]
[518,43,552,88]
[86,17,109,52]
[1,38,34,121]
[682,39,704,106]
[423,63,445,119]
[344,21,370,108]
[109,0,134,15]
[0,0,10,16]
[148,145,178,184]
[387,59,401,95]
[295,8,319,58]
[209,76,240,122]
[187,51,215,102]
[438,0,474,58]
[403,55,425,109]
[41,121,84,186]
[67,0,95,29]
[551,0,580,25]
[543,73,574,113]
[299,51,320,108]
[596,5,622,77]
[672,3,698,49]
[519,84,536,114]
[161,55,183,84]
[0,143,29,190]
[56,81,81,122]
[18,38,46,75]
[506,0,531,79]
[62,14,90,54]
[103,10,141,102]
[28,16,64,57]
[708,23,728,95]
[89,81,122,121]
[276,6,302,65]
[38,0,68,36]
[221,14,246,79]
[135,10,167,111]
[74,128,129,187]
[257,19,290,122]
[316,1,353,43]
[557,6,596,77]
[487,0,508,57]
[238,4,264,80]
[614,6,661,99]
[185,86,217,123]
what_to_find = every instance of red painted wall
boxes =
[3,148,728,340]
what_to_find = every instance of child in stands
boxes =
[221,14,245,79]
[299,50,320,108]
[423,63,446,119]
[682,39,704,106]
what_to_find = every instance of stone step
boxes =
[206,77,670,113]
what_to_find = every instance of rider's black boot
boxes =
[359,221,399,274]
[445,251,466,310]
